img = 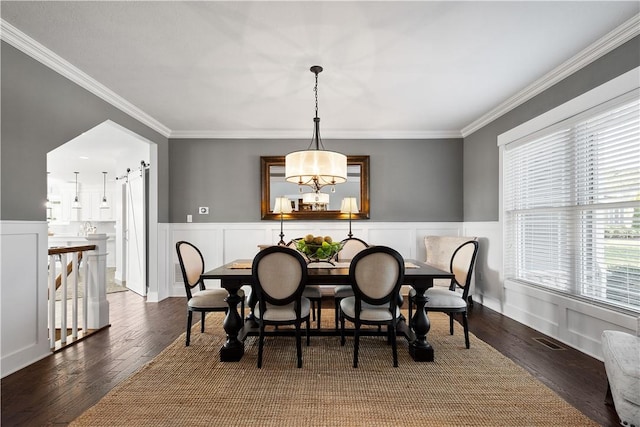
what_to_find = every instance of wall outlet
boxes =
[198,207,209,214]
[186,214,192,223]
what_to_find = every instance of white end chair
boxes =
[602,318,640,427]
[424,235,478,301]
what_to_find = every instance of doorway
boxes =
[47,120,154,298]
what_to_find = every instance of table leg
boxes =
[409,287,434,361]
[220,282,244,362]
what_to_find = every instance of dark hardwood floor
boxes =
[1,291,619,426]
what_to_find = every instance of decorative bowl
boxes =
[295,235,342,264]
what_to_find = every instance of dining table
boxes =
[202,258,454,363]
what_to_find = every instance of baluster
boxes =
[71,252,79,339]
[48,254,57,349]
[83,249,89,333]
[60,253,68,345]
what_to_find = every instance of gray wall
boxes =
[463,36,640,221]
[0,42,170,222]
[169,138,463,222]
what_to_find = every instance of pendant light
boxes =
[100,171,110,209]
[71,171,81,209]
[285,66,347,193]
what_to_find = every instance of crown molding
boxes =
[0,19,171,138]
[169,129,462,140]
[461,13,640,137]
[3,12,637,142]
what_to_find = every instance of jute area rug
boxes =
[71,311,597,426]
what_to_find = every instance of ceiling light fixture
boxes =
[72,172,81,209]
[285,65,347,194]
[100,171,109,209]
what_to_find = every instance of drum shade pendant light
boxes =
[71,172,81,209]
[285,66,347,193]
[99,171,110,209]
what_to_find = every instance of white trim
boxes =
[463,14,640,138]
[0,19,171,138]
[497,66,640,146]
[168,130,462,140]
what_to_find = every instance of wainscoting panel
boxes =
[222,227,269,263]
[503,281,561,336]
[503,278,638,359]
[1,221,50,378]
[164,222,463,297]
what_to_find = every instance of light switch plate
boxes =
[199,207,209,214]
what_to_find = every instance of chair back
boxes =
[337,237,369,262]
[285,238,302,251]
[425,236,478,288]
[252,245,308,307]
[176,241,205,299]
[450,240,479,299]
[349,246,404,306]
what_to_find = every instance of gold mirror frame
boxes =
[261,155,370,220]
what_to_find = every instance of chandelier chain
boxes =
[314,71,319,119]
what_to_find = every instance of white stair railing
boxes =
[47,242,105,349]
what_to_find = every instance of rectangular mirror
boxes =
[261,155,369,220]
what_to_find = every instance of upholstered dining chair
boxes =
[333,237,370,329]
[339,246,405,368]
[424,235,479,305]
[286,238,322,329]
[252,245,311,368]
[408,239,479,349]
[176,241,244,346]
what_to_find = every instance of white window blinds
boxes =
[504,93,640,311]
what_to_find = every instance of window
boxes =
[503,92,640,312]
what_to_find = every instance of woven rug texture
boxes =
[71,311,597,426]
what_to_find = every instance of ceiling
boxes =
[1,1,638,140]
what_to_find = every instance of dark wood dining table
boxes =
[202,259,454,363]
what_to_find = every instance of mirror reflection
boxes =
[261,155,369,220]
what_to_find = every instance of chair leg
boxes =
[201,312,206,333]
[186,311,193,346]
[340,312,346,346]
[306,318,311,346]
[334,297,341,330]
[310,301,316,321]
[295,322,303,368]
[257,322,265,368]
[316,300,321,330]
[449,313,455,335]
[353,321,361,368]
[390,323,398,367]
[462,312,470,349]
